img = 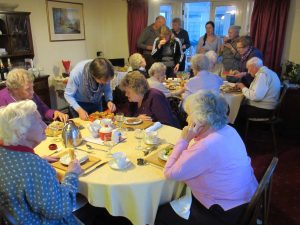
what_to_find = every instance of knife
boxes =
[82,161,108,176]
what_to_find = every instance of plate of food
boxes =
[60,149,89,166]
[89,110,114,122]
[158,145,174,161]
[124,118,143,125]
[48,121,64,130]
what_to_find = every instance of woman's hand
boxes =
[53,111,69,122]
[67,159,83,175]
[181,122,204,142]
[107,101,116,112]
[138,114,152,121]
[158,39,167,49]
[77,108,89,120]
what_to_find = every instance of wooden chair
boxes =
[239,157,279,225]
[245,84,288,155]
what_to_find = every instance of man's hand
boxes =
[53,111,69,122]
[107,101,116,112]
[77,108,89,120]
[233,72,247,79]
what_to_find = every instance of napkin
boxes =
[145,122,162,132]
[170,187,192,220]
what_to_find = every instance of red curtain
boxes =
[127,0,148,55]
[250,0,290,74]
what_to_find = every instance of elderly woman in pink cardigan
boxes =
[155,90,258,225]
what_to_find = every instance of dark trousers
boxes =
[241,74,254,88]
[143,53,155,72]
[166,66,175,78]
[179,54,186,72]
[155,195,247,225]
[69,101,103,118]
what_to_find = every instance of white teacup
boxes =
[112,152,127,168]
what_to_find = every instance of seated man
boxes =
[236,57,281,118]
[0,100,83,224]
[0,68,68,122]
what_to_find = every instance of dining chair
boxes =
[167,96,187,129]
[244,84,289,155]
[239,157,279,225]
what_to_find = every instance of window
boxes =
[160,5,172,27]
[214,5,237,37]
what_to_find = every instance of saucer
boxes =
[108,158,131,170]
[144,138,160,145]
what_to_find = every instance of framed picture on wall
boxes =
[46,0,85,41]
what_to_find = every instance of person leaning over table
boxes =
[154,90,258,225]
[0,68,68,122]
[230,35,263,87]
[0,100,83,225]
[119,71,180,128]
[64,57,116,120]
[152,26,184,78]
[127,52,149,78]
[147,62,184,98]
[236,57,281,119]
[182,54,223,101]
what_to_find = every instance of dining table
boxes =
[35,118,185,225]
[221,91,244,124]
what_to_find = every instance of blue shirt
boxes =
[64,59,113,110]
[0,148,82,224]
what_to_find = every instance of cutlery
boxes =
[74,147,93,154]
[143,145,158,156]
[82,161,108,176]
[86,144,108,152]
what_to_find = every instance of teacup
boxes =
[112,152,127,168]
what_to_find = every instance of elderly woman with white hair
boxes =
[0,68,68,122]
[147,62,184,97]
[205,50,223,76]
[128,53,148,78]
[155,90,258,225]
[182,54,223,100]
[0,100,83,224]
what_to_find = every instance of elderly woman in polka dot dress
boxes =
[0,100,83,224]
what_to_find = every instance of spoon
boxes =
[86,144,108,152]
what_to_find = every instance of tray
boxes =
[51,150,101,172]
[122,120,154,130]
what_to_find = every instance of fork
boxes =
[86,144,108,152]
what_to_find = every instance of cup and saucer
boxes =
[109,152,131,170]
[144,131,160,145]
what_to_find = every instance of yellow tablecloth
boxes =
[35,119,184,225]
[222,92,244,124]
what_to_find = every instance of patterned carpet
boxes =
[246,128,300,225]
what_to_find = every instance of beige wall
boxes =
[9,0,129,75]
[282,0,300,64]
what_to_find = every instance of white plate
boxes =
[108,158,131,170]
[124,118,143,125]
[60,151,88,165]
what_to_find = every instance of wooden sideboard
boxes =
[0,75,51,107]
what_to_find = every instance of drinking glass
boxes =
[134,129,144,150]
[115,113,125,130]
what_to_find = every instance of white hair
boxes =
[183,90,228,130]
[148,62,166,77]
[129,53,145,70]
[190,54,210,72]
[229,25,241,35]
[205,50,218,69]
[6,68,34,89]
[0,100,37,145]
[246,57,263,68]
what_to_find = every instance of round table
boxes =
[35,119,184,225]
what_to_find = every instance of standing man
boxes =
[137,16,166,71]
[171,18,190,71]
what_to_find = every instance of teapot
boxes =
[62,120,82,147]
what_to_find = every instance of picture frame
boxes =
[46,0,85,41]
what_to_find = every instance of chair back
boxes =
[167,96,187,128]
[239,157,279,225]
[272,83,288,119]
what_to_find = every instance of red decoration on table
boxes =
[62,60,71,77]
